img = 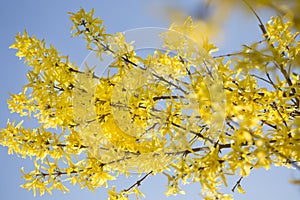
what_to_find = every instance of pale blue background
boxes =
[0,0,299,199]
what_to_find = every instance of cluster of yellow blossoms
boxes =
[1,3,300,200]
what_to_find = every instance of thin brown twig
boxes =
[122,171,153,193]
[213,52,244,59]
[231,166,254,192]
[241,0,267,37]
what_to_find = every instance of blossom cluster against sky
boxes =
[0,1,299,199]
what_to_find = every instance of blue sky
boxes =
[0,1,299,200]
